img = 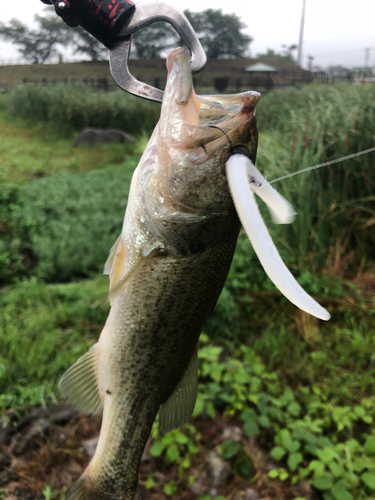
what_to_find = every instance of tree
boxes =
[257,44,298,64]
[0,8,253,63]
[0,11,107,63]
[184,9,252,60]
[0,14,66,64]
[70,27,108,61]
[131,21,177,59]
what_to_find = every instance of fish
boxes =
[60,46,329,500]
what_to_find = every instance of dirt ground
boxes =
[0,405,321,500]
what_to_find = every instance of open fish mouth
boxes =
[159,47,260,163]
[163,48,330,321]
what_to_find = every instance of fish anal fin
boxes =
[59,344,103,416]
[159,350,198,434]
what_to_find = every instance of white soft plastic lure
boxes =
[226,153,330,321]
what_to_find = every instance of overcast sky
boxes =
[0,0,374,68]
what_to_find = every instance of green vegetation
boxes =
[3,162,137,282]
[6,83,160,136]
[0,82,374,499]
[0,277,109,410]
[254,84,375,278]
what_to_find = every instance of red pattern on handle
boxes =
[55,0,135,48]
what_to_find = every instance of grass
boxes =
[0,82,375,500]
[255,83,375,276]
[6,83,160,136]
[0,109,146,184]
[0,276,109,411]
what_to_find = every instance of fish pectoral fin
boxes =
[59,343,103,416]
[108,246,162,305]
[159,350,198,434]
[103,234,122,276]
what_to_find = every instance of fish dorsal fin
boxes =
[59,344,103,416]
[159,350,198,434]
[103,235,122,276]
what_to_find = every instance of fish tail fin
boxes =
[66,472,143,499]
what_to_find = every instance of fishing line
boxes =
[208,125,233,148]
[269,146,375,185]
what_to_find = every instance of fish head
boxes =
[153,47,260,214]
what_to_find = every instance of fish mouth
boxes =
[180,91,261,160]
[161,48,260,160]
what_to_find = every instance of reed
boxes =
[256,83,375,276]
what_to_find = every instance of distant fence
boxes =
[0,58,101,66]
[0,75,316,95]
[0,59,30,66]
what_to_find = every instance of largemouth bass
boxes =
[61,47,259,500]
[60,47,329,500]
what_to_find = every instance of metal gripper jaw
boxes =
[109,2,207,102]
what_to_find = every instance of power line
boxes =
[308,48,375,58]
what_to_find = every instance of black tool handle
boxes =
[42,0,135,49]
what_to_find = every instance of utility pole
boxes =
[307,55,314,71]
[364,48,370,67]
[297,0,307,67]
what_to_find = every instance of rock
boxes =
[240,488,261,500]
[0,417,11,446]
[153,472,166,482]
[190,481,201,495]
[189,471,208,496]
[0,452,8,466]
[82,436,99,457]
[141,447,151,463]
[50,405,79,424]
[222,426,242,443]
[15,405,78,432]
[266,462,277,472]
[293,481,321,500]
[206,451,232,497]
[12,418,50,455]
[74,128,136,147]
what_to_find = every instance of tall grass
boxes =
[6,83,160,136]
[256,83,375,275]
